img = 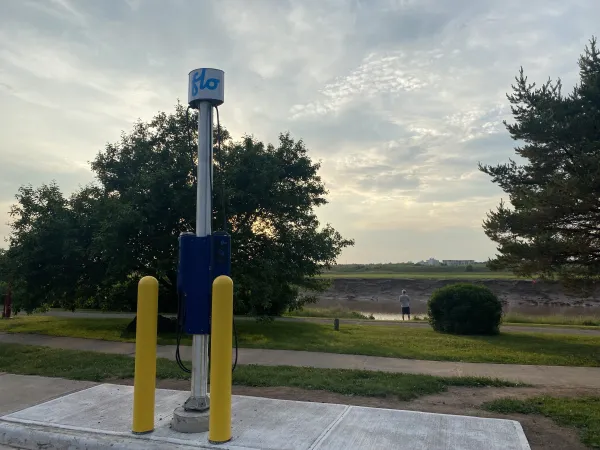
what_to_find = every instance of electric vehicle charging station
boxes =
[175,67,230,421]
[0,65,531,450]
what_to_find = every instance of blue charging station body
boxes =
[178,232,212,335]
[211,231,231,278]
[177,231,232,336]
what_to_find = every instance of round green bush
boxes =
[427,283,502,335]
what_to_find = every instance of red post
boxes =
[2,283,12,319]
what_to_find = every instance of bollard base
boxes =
[171,407,209,433]
[209,438,232,445]
[132,429,153,435]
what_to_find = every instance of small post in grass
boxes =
[209,275,234,444]
[334,318,340,331]
[2,282,12,319]
[132,276,159,434]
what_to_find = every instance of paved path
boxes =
[0,372,93,449]
[0,372,94,416]
[2,332,600,389]
[38,311,600,336]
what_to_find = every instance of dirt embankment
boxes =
[313,278,600,314]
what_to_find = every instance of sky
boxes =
[0,0,597,264]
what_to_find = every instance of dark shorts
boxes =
[402,306,410,315]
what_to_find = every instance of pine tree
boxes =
[480,37,600,282]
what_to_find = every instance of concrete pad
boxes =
[0,384,530,450]
[0,373,95,415]
[315,406,530,450]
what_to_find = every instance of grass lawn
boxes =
[283,308,600,328]
[483,396,600,448]
[284,307,375,320]
[1,316,599,367]
[318,272,520,279]
[503,312,600,327]
[0,343,521,400]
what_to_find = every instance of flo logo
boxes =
[191,69,219,95]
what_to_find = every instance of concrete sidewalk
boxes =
[0,372,95,449]
[0,373,95,416]
[0,381,531,450]
[2,332,600,388]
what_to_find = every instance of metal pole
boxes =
[187,101,213,410]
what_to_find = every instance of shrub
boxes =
[465,264,474,272]
[427,283,502,335]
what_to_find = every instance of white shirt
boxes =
[399,294,410,307]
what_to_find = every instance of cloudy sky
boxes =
[0,0,597,263]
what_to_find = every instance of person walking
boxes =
[399,289,411,320]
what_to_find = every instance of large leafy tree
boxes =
[6,103,353,315]
[5,183,83,311]
[480,38,600,282]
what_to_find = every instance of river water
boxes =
[315,278,600,321]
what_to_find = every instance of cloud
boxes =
[0,151,92,202]
[290,53,433,119]
[1,0,599,263]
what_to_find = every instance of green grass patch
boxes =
[284,307,375,320]
[49,308,136,315]
[0,316,135,342]
[0,341,183,381]
[2,316,599,367]
[0,343,523,401]
[233,321,600,367]
[483,396,600,448]
[282,310,597,329]
[504,313,600,327]
[233,365,522,399]
[318,272,520,279]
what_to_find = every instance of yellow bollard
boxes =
[208,275,233,444]
[132,276,159,434]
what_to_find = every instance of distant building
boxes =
[442,259,475,266]
[416,258,440,266]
